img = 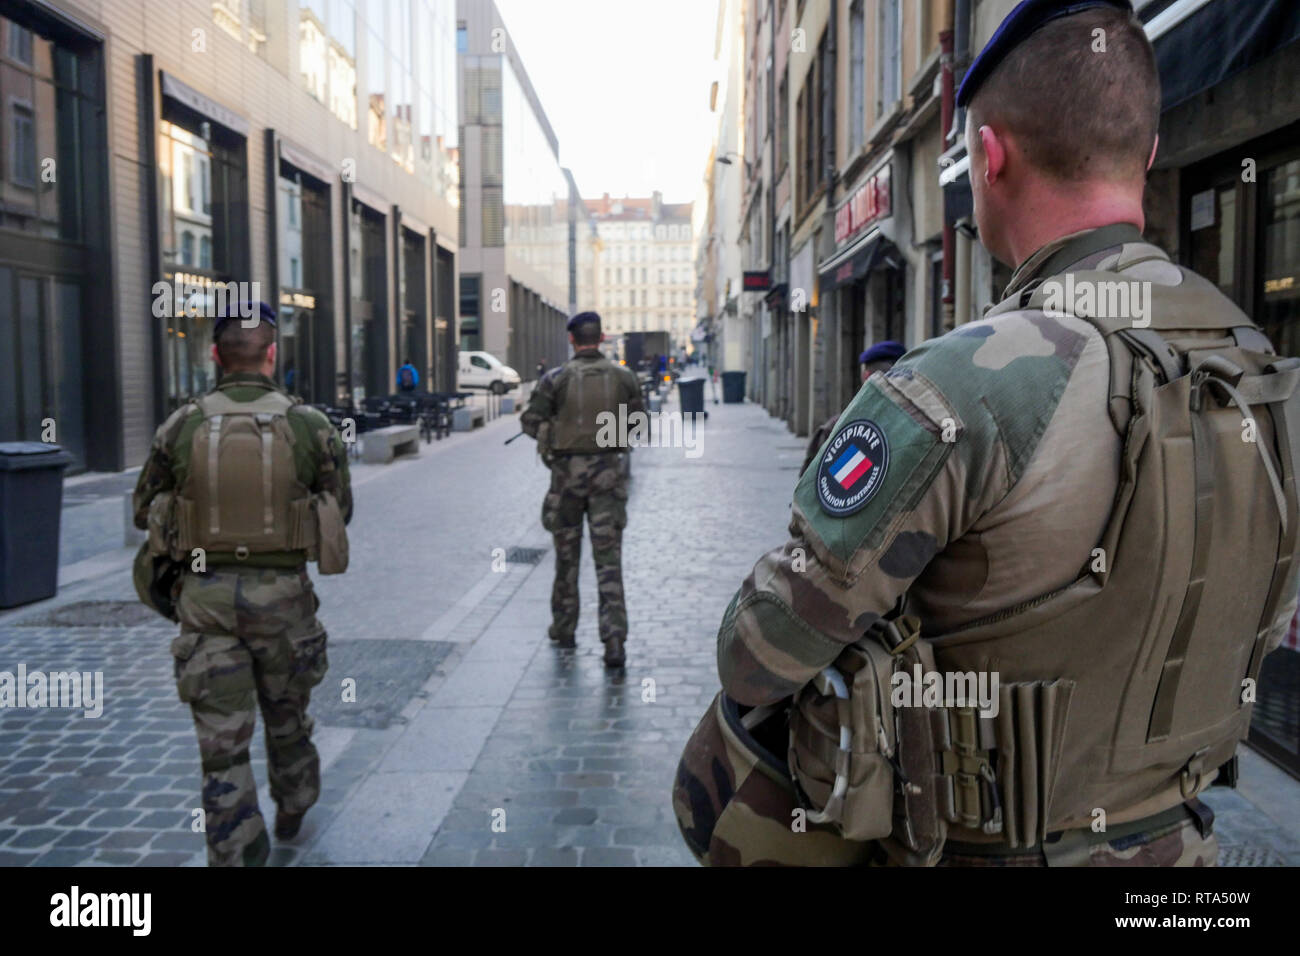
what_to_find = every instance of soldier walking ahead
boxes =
[133,301,352,866]
[522,311,645,668]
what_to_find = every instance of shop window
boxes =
[1260,158,1300,358]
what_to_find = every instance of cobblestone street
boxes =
[1,394,1298,866]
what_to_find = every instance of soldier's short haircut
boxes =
[571,317,601,346]
[215,319,275,370]
[968,7,1160,184]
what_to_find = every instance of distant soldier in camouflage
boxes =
[800,341,904,474]
[133,301,352,866]
[676,0,1300,866]
[521,311,645,667]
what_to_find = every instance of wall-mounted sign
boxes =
[835,163,892,246]
[743,270,771,291]
[280,291,316,310]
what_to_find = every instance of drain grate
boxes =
[1218,844,1285,867]
[14,600,169,628]
[505,546,548,565]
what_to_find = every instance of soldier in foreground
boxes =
[675,0,1300,866]
[521,311,645,668]
[133,301,352,866]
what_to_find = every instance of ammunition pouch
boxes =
[789,615,948,863]
[310,491,349,574]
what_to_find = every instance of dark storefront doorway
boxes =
[277,163,332,404]
[349,199,388,403]
[400,226,427,391]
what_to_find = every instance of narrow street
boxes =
[1,396,1298,866]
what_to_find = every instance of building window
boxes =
[877,0,901,117]
[456,22,468,53]
[7,22,32,64]
[850,1,865,153]
[9,102,36,188]
[777,70,789,173]
[200,235,213,270]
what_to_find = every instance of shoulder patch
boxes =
[815,419,890,516]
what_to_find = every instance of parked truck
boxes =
[621,331,671,373]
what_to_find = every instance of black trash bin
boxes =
[678,377,706,416]
[0,442,74,608]
[721,371,747,403]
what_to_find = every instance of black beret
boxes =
[957,0,1133,109]
[567,310,602,334]
[213,300,278,340]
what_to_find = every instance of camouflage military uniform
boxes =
[521,350,645,650]
[133,372,351,866]
[677,225,1227,866]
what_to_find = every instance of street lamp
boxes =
[715,152,754,179]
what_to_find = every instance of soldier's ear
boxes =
[211,344,223,368]
[1147,135,1159,173]
[266,342,277,365]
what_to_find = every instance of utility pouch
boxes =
[788,615,948,860]
[312,491,349,574]
[146,491,184,562]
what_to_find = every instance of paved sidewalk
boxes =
[0,392,1298,866]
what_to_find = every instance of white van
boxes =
[457,350,521,394]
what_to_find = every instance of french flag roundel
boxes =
[815,419,890,517]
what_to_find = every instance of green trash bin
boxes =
[721,371,747,403]
[0,442,75,608]
[678,377,706,415]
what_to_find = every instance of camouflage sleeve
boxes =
[717,314,1089,705]
[131,404,195,529]
[521,370,558,440]
[291,406,353,525]
[325,424,353,525]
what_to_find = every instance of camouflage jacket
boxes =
[132,372,352,568]
[521,349,646,458]
[718,225,1139,705]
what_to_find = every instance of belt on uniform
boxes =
[942,799,1213,865]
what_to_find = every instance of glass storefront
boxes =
[157,107,248,408]
[277,162,332,403]
[0,14,103,469]
[348,199,387,403]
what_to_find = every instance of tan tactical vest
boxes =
[933,244,1300,845]
[788,242,1300,863]
[173,390,320,558]
[550,356,630,454]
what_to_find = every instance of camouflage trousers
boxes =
[673,693,1218,867]
[172,566,329,867]
[542,453,629,644]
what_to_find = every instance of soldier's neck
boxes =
[1008,183,1146,269]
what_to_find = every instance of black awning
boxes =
[943,175,972,226]
[819,234,887,292]
[1154,0,1300,112]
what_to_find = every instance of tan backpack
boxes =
[551,358,633,453]
[173,390,346,571]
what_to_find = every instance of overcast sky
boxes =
[493,0,720,205]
